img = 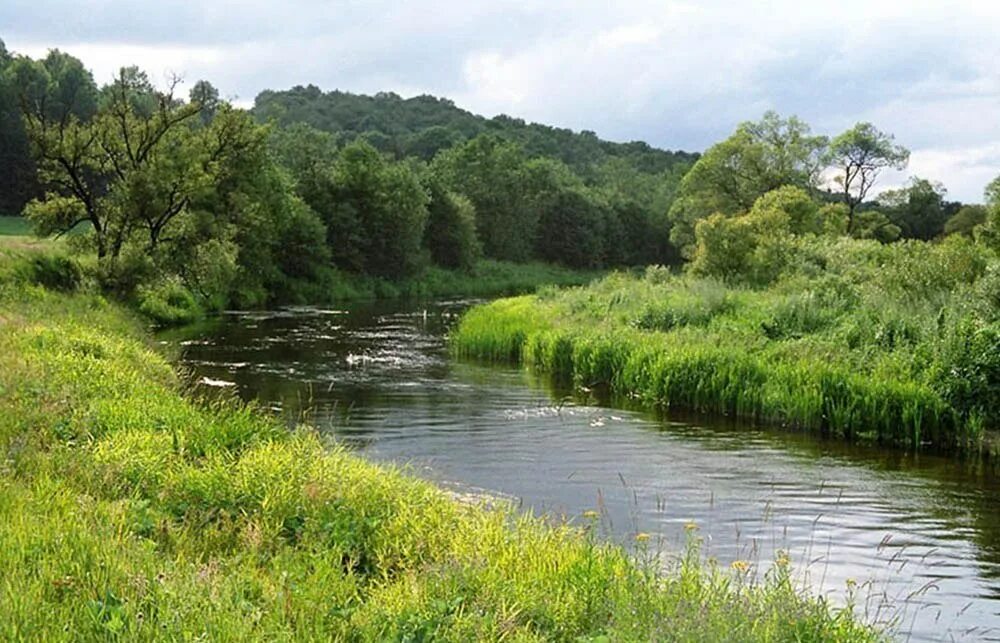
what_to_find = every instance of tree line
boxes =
[0,40,994,318]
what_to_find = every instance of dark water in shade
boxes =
[161,300,1000,642]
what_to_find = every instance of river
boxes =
[162,299,1000,642]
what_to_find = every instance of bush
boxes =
[934,318,1000,431]
[29,254,82,292]
[136,279,202,326]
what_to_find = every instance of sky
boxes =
[3,0,1000,202]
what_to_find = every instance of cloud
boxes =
[3,0,999,200]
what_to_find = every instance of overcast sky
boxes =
[4,0,999,201]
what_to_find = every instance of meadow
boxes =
[0,236,877,640]
[0,215,32,236]
[453,235,1000,456]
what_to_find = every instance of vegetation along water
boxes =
[2,33,1000,640]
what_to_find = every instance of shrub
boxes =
[29,254,82,292]
[934,317,1000,431]
[136,279,202,326]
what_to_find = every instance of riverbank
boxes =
[0,248,876,638]
[325,259,599,301]
[452,238,1000,457]
[140,256,599,326]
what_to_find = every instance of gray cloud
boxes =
[3,0,999,200]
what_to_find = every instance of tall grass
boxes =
[0,247,876,639]
[454,238,1000,454]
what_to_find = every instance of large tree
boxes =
[16,61,260,284]
[0,45,97,215]
[825,122,909,232]
[877,177,949,240]
[667,112,827,257]
[325,140,429,279]
[432,135,538,262]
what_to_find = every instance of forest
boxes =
[0,40,698,323]
[1,41,990,327]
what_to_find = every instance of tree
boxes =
[18,62,263,294]
[944,205,987,238]
[523,158,606,268]
[851,210,901,243]
[825,123,909,232]
[877,177,948,240]
[977,175,1000,251]
[326,140,428,279]
[189,80,220,125]
[668,112,827,256]
[432,135,538,262]
[1,46,98,215]
[422,177,481,270]
[748,185,823,235]
[0,39,37,215]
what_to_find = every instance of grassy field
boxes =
[0,215,31,236]
[0,237,877,639]
[453,236,1000,456]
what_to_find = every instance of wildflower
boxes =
[684,521,698,531]
[582,510,600,520]
[731,560,751,573]
[776,550,790,567]
[635,532,651,543]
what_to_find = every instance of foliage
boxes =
[253,85,697,177]
[825,122,910,230]
[689,187,820,286]
[877,177,950,240]
[422,178,481,270]
[944,204,987,238]
[326,140,429,279]
[0,259,876,641]
[454,234,1000,453]
[668,112,827,256]
[136,277,202,326]
[432,135,538,262]
[852,210,902,243]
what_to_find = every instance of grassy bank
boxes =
[130,253,599,326]
[453,237,1000,456]
[0,215,32,236]
[325,259,599,301]
[0,244,875,639]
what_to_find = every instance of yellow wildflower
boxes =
[731,560,751,573]
[582,510,600,520]
[635,532,651,543]
[684,521,698,531]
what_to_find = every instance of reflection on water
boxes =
[162,300,1000,641]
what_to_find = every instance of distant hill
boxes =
[252,86,697,176]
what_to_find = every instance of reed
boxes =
[453,240,999,454]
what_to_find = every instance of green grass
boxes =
[453,237,1000,455]
[0,215,32,236]
[0,239,877,639]
[316,260,601,303]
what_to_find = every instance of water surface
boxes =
[163,300,1000,641]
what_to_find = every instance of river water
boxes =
[162,299,1000,641]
